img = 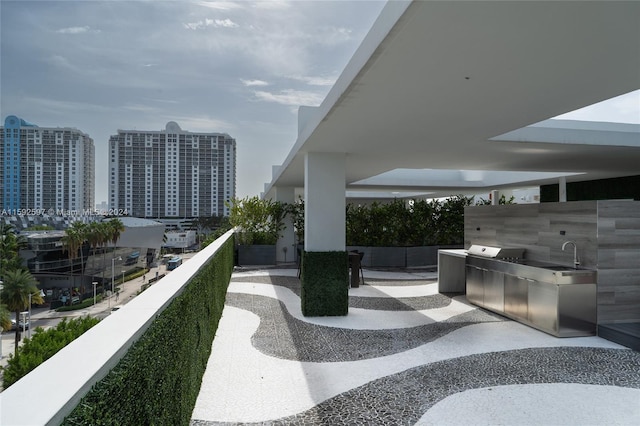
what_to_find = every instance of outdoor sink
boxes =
[511,260,588,272]
[541,265,583,271]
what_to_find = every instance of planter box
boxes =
[237,245,276,266]
[406,246,439,267]
[346,245,464,268]
[370,247,406,268]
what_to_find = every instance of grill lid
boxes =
[467,245,524,259]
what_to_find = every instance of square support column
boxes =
[301,152,348,316]
[272,186,296,264]
[304,153,346,251]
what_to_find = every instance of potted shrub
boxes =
[228,196,286,265]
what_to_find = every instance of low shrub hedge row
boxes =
[2,317,100,388]
[63,237,234,425]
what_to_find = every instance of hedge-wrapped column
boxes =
[301,251,348,316]
[302,152,347,316]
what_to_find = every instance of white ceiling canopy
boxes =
[264,1,640,199]
[351,168,582,190]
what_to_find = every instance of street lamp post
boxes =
[28,293,31,339]
[122,270,125,286]
[110,256,122,308]
[20,311,28,339]
[93,281,98,306]
[0,279,3,359]
[27,289,45,339]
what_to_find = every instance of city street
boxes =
[0,251,196,370]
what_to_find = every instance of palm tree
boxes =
[0,303,12,332]
[99,219,124,292]
[98,221,110,287]
[86,222,103,277]
[107,218,125,248]
[62,222,87,302]
[1,223,27,276]
[0,269,43,354]
[107,218,125,268]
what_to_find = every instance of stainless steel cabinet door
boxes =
[528,280,558,334]
[483,269,504,312]
[504,275,528,320]
[465,264,484,306]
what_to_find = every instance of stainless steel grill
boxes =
[467,245,524,260]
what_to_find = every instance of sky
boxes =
[0,0,387,203]
[1,0,639,206]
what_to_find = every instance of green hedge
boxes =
[301,251,348,316]
[63,238,234,425]
[56,294,104,312]
[346,196,472,246]
[2,317,100,388]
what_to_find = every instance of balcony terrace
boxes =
[1,230,639,424]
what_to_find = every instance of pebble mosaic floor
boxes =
[191,268,640,425]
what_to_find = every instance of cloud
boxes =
[252,1,291,10]
[184,18,238,30]
[23,97,112,114]
[184,20,207,30]
[254,89,324,107]
[56,26,100,34]
[241,79,269,87]
[554,90,640,124]
[289,75,336,86]
[164,115,234,132]
[215,18,238,28]
[122,104,160,113]
[46,55,74,69]
[142,98,180,104]
[196,1,244,11]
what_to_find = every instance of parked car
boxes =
[10,318,30,330]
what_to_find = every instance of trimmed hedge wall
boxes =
[63,238,234,425]
[301,251,348,316]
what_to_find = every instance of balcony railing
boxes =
[0,229,235,425]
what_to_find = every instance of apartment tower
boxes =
[0,115,95,212]
[108,121,236,218]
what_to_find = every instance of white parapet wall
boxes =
[0,229,235,426]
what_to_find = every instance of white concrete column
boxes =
[559,177,567,202]
[491,190,499,205]
[272,186,295,263]
[304,152,345,252]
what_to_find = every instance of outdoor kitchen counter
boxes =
[465,256,597,337]
[467,256,597,285]
[437,249,467,293]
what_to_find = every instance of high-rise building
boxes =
[108,121,236,218]
[1,115,95,212]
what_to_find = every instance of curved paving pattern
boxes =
[231,275,447,310]
[225,292,502,362]
[196,347,639,426]
[192,268,640,425]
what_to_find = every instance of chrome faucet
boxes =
[562,241,580,268]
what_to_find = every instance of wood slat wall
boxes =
[596,200,640,323]
[464,200,640,324]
